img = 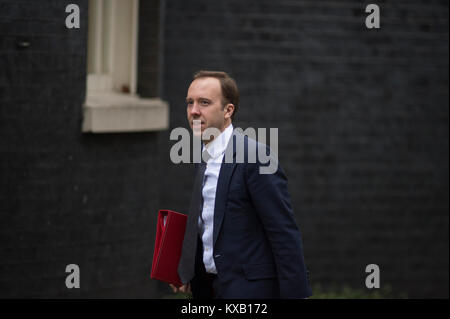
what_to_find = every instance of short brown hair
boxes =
[193,70,239,120]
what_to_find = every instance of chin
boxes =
[191,123,205,133]
[191,128,203,138]
[192,130,202,137]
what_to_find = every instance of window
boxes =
[87,0,138,94]
[83,0,168,133]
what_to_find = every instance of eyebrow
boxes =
[185,97,212,102]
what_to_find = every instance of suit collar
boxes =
[213,130,245,247]
[203,123,233,162]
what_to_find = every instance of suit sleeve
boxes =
[245,144,312,298]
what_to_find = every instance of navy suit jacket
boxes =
[191,131,312,299]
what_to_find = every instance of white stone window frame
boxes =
[82,0,169,133]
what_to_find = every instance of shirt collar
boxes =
[203,123,233,162]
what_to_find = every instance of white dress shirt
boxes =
[198,123,234,274]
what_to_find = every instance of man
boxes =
[172,70,312,299]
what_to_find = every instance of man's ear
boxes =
[224,103,235,120]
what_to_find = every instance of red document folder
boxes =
[151,209,187,287]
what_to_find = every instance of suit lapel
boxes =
[213,132,241,247]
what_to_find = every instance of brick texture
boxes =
[0,0,163,297]
[160,0,449,298]
[0,0,448,298]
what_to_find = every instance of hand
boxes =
[170,283,191,294]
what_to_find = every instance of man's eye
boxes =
[201,100,209,105]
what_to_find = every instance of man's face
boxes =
[186,77,230,142]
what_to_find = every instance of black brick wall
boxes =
[138,0,161,98]
[0,0,448,298]
[160,0,449,298]
[0,0,162,297]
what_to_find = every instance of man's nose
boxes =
[190,102,201,116]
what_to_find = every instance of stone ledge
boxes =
[82,92,169,133]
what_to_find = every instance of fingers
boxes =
[179,285,187,293]
[169,283,190,294]
[170,284,190,294]
[180,283,191,294]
